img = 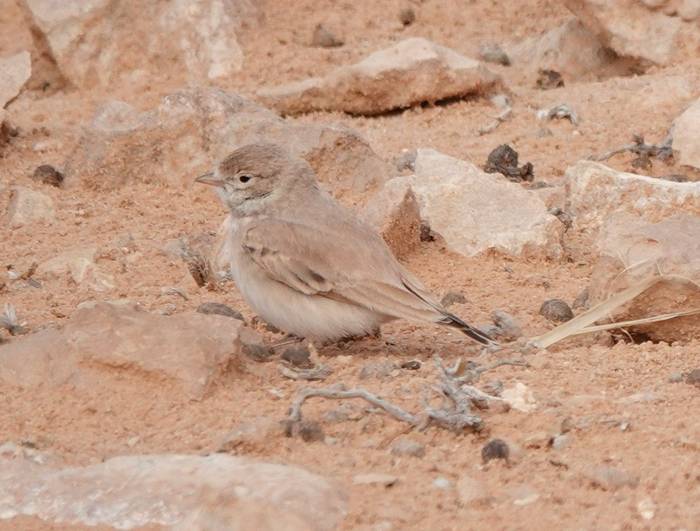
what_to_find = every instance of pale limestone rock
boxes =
[365,149,562,258]
[0,452,346,530]
[0,51,31,109]
[564,0,682,65]
[507,18,610,80]
[6,186,55,228]
[18,0,255,88]
[565,161,700,238]
[257,38,500,115]
[672,98,700,170]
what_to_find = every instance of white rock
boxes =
[502,382,537,413]
[0,453,346,530]
[507,18,609,80]
[0,51,31,109]
[565,161,700,239]
[365,149,562,257]
[258,38,500,115]
[672,98,700,170]
[6,186,55,228]
[0,302,264,399]
[18,0,255,88]
[563,0,682,65]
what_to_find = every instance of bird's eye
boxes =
[239,174,252,183]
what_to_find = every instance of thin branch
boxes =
[287,384,419,425]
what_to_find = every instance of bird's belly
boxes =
[231,257,386,340]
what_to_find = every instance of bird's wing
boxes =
[241,218,446,323]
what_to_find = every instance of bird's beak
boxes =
[195,172,224,187]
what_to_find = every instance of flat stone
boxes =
[257,38,500,115]
[6,186,55,228]
[0,302,261,399]
[0,452,346,530]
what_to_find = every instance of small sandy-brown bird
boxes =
[196,143,494,345]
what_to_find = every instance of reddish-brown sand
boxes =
[1,0,699,529]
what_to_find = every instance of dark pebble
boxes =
[539,299,574,323]
[281,346,313,369]
[32,164,64,187]
[482,438,510,463]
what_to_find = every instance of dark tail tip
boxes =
[441,313,497,346]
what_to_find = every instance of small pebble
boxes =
[311,24,343,48]
[390,437,425,458]
[394,149,416,172]
[440,291,466,307]
[359,360,396,380]
[536,69,564,89]
[433,477,451,490]
[281,346,313,369]
[491,309,522,340]
[539,299,574,323]
[685,368,700,387]
[481,438,509,463]
[196,302,244,321]
[456,475,490,505]
[241,342,274,362]
[400,359,421,370]
[398,6,415,25]
[668,372,683,383]
[286,420,325,443]
[479,43,510,66]
[572,288,589,310]
[550,433,570,450]
[32,164,64,187]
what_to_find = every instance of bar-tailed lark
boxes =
[196,143,494,346]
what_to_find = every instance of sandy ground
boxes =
[1,0,699,529]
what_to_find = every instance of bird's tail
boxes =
[439,312,497,346]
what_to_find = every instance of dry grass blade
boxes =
[279,363,333,381]
[529,273,698,349]
[563,308,700,335]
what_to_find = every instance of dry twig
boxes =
[286,354,526,435]
[590,134,673,169]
